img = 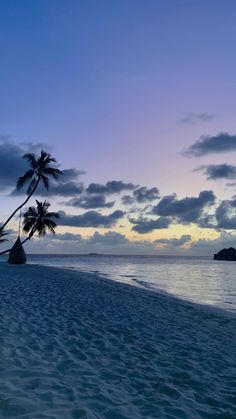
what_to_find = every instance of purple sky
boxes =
[1,1,236,254]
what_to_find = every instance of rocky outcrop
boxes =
[214,247,236,261]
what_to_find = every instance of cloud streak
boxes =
[184,133,236,157]
[180,112,214,125]
[58,210,125,228]
[87,181,136,195]
[196,164,236,180]
[66,194,115,209]
[129,216,171,234]
[154,234,192,247]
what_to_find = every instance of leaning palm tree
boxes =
[0,201,58,256]
[1,150,62,231]
[21,200,59,244]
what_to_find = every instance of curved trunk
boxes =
[21,236,30,245]
[0,246,11,256]
[21,229,35,244]
[0,177,40,231]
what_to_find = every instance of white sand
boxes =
[0,262,235,418]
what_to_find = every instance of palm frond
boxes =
[18,151,62,194]
[44,211,59,219]
[22,200,59,239]
[38,151,56,167]
[45,223,57,234]
[42,167,62,179]
[23,153,38,169]
[17,170,34,190]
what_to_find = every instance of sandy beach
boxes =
[0,262,236,418]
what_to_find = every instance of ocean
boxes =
[26,254,236,313]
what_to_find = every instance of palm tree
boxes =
[0,201,58,256]
[21,200,59,244]
[1,150,62,231]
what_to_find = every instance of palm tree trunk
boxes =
[0,232,34,256]
[21,230,35,245]
[0,246,11,256]
[0,177,40,231]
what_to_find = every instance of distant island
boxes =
[214,247,236,261]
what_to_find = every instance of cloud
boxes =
[152,191,215,223]
[6,222,236,256]
[61,168,85,182]
[37,181,84,197]
[226,182,236,188]
[87,180,136,195]
[129,216,171,234]
[184,133,236,157]
[0,139,29,191]
[19,141,52,153]
[58,210,125,228]
[197,214,216,229]
[179,112,214,125]
[0,137,60,193]
[133,186,159,203]
[122,195,135,205]
[196,164,236,180]
[215,199,236,230]
[66,194,115,209]
[88,231,129,246]
[122,186,159,205]
[154,234,192,248]
[18,229,159,255]
[54,232,82,241]
[189,231,236,255]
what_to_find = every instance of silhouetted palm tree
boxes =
[21,200,59,244]
[1,151,62,231]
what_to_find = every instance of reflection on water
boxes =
[24,254,236,312]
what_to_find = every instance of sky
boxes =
[1,0,236,255]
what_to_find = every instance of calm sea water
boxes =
[26,254,236,312]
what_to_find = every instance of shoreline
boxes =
[3,252,236,314]
[13,260,236,317]
[0,262,236,417]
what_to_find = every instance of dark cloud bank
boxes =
[128,191,216,234]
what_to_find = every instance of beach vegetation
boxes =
[0,150,61,256]
[21,200,59,243]
[1,150,62,231]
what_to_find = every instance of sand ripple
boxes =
[0,263,236,418]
